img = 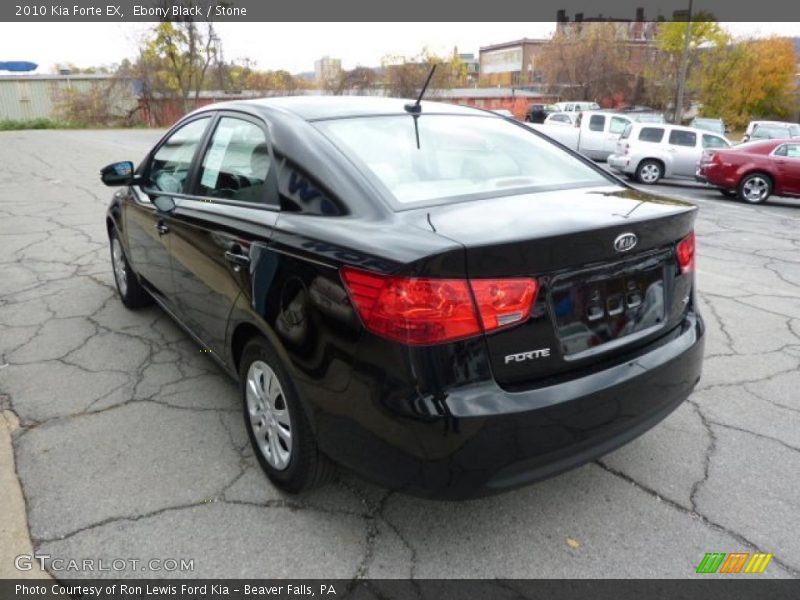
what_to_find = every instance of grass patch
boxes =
[0,118,88,131]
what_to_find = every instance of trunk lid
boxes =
[405,185,697,387]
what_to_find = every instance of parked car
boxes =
[690,117,727,136]
[696,139,800,203]
[100,96,703,499]
[633,112,666,124]
[553,101,601,112]
[525,103,558,123]
[741,121,800,142]
[748,122,800,142]
[529,110,635,160]
[618,104,658,114]
[608,122,730,184]
[543,112,577,126]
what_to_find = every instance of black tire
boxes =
[239,336,335,493]
[109,228,152,308]
[738,173,772,204]
[635,159,663,185]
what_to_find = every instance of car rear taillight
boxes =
[340,267,538,345]
[470,279,538,330]
[676,231,695,274]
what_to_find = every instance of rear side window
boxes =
[609,116,630,134]
[589,115,605,132]
[668,130,697,147]
[777,144,800,158]
[638,127,664,143]
[619,123,633,139]
[702,134,729,149]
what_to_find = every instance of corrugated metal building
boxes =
[0,74,136,121]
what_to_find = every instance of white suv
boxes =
[608,122,730,184]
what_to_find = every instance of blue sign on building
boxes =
[0,62,38,72]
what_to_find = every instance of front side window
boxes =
[702,134,729,149]
[638,127,665,143]
[148,117,210,193]
[197,117,272,203]
[589,115,605,132]
[316,114,610,207]
[668,130,697,147]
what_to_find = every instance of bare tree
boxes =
[538,23,632,102]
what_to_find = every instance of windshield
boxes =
[753,125,791,139]
[315,115,611,207]
[695,119,724,134]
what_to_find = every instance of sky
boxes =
[0,22,798,74]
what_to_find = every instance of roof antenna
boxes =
[404,64,437,114]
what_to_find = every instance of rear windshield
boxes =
[315,115,610,207]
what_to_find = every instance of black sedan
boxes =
[101,96,704,499]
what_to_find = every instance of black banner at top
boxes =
[2,0,800,21]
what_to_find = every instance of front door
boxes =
[168,114,279,358]
[125,116,212,302]
[775,143,800,195]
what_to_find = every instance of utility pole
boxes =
[674,0,694,124]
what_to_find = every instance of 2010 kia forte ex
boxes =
[100,96,704,499]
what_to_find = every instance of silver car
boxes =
[607,122,730,184]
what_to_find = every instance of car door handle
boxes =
[155,222,170,235]
[224,250,251,268]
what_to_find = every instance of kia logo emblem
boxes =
[614,233,638,252]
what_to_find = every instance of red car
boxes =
[696,139,800,204]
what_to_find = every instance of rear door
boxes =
[167,112,279,358]
[580,113,607,157]
[667,129,699,177]
[603,115,632,156]
[774,143,800,194]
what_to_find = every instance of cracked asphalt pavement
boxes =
[1,129,799,579]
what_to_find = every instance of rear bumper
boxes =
[324,313,704,499]
[607,154,632,173]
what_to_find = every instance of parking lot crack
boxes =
[593,460,800,577]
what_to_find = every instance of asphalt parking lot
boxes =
[1,129,799,580]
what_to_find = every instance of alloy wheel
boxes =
[111,237,128,297]
[639,163,661,184]
[742,176,769,203]
[246,360,292,470]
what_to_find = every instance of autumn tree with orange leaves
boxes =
[693,37,798,129]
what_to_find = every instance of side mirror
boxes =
[152,195,176,214]
[101,161,138,186]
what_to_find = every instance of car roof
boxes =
[210,95,487,121]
